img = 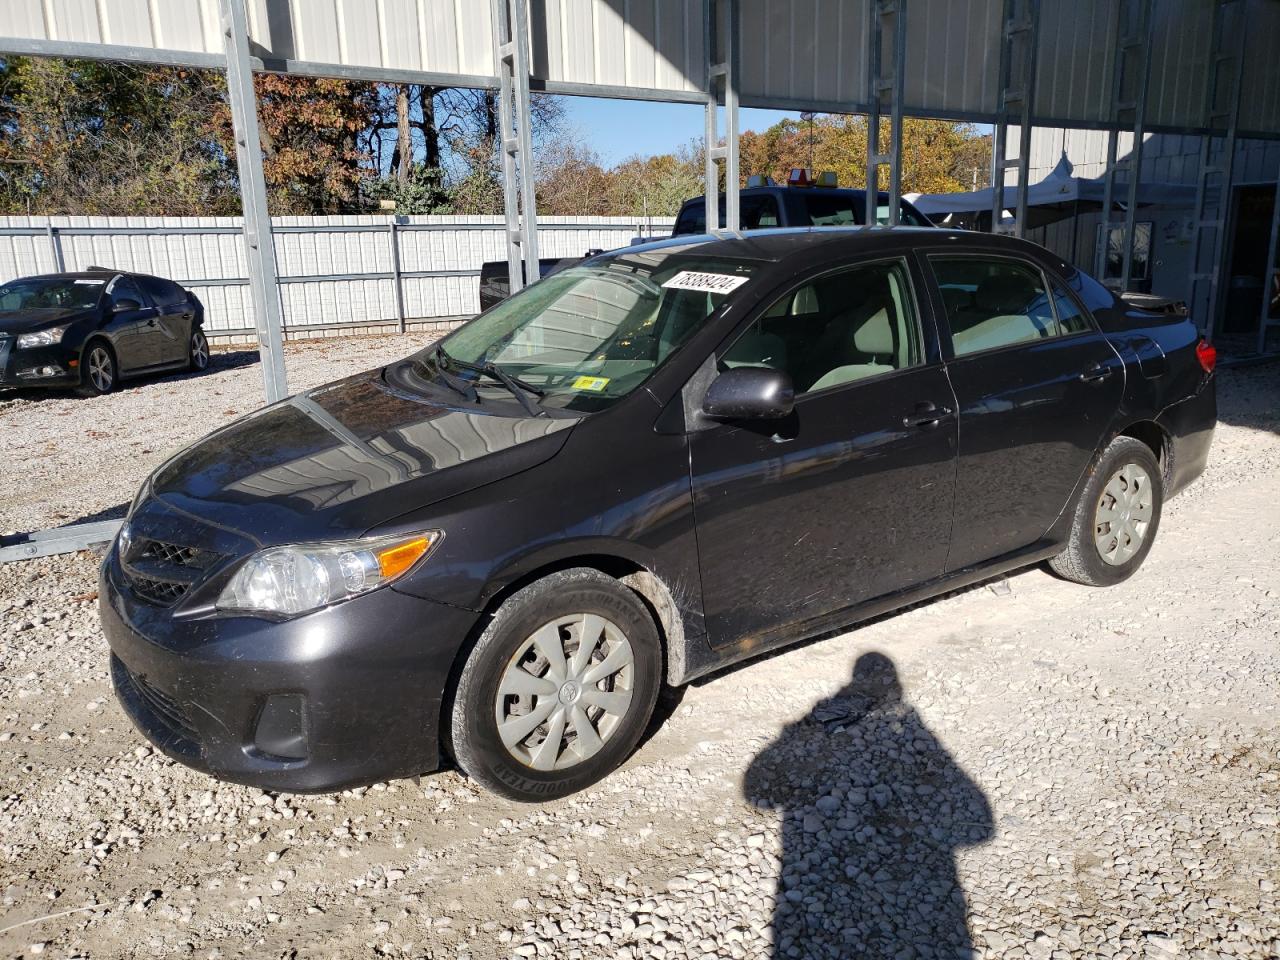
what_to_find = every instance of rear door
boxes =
[688,255,958,648]
[137,275,193,364]
[924,253,1125,571]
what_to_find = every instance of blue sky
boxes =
[561,96,801,164]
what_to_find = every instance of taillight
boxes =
[1196,338,1217,374]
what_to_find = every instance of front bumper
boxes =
[0,335,81,387]
[100,541,483,792]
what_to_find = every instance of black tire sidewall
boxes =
[82,342,115,395]
[189,330,209,371]
[1073,438,1164,586]
[451,572,662,802]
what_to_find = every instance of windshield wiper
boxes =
[424,344,478,403]
[437,348,547,418]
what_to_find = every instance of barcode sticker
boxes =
[661,271,750,294]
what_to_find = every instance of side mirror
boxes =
[114,297,141,312]
[702,367,795,421]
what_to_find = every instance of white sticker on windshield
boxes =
[73,279,105,285]
[661,271,750,295]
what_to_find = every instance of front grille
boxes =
[138,539,222,569]
[121,534,226,607]
[128,576,190,606]
[125,665,200,744]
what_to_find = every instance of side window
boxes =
[109,276,145,307]
[740,196,780,229]
[1049,278,1092,334]
[930,258,1056,356]
[721,259,921,394]
[138,276,185,308]
[673,203,705,235]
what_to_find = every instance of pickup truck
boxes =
[477,181,934,310]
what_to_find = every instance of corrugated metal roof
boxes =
[1,0,1279,135]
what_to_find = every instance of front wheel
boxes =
[1049,435,1163,586]
[81,341,116,395]
[448,568,662,801]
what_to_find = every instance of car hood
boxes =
[0,307,92,334]
[149,369,577,545]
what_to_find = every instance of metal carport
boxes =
[1,0,1279,559]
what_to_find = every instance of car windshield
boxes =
[408,252,757,413]
[0,277,107,311]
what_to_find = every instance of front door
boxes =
[688,257,958,648]
[107,276,162,371]
[138,276,194,364]
[925,254,1126,571]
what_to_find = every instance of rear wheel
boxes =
[448,568,662,801]
[187,328,209,372]
[1049,436,1163,586]
[81,341,116,396]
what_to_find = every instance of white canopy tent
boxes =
[908,155,1201,230]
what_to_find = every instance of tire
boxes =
[80,341,117,396]
[448,568,662,802]
[187,327,210,372]
[1049,436,1163,587]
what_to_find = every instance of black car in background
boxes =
[670,182,934,235]
[478,175,935,310]
[101,228,1216,802]
[0,268,209,395]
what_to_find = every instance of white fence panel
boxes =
[0,215,675,336]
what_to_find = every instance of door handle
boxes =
[1079,362,1113,383]
[902,401,954,430]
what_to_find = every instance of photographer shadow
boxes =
[743,652,994,959]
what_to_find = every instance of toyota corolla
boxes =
[100,228,1216,801]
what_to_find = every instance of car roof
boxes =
[12,269,119,281]
[609,226,1054,267]
[684,186,904,202]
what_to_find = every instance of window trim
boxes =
[716,254,930,400]
[923,252,1097,362]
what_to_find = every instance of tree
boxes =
[212,74,377,214]
[0,57,236,215]
[739,115,991,195]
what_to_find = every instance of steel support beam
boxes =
[1259,153,1280,354]
[491,0,540,295]
[1096,0,1155,290]
[990,0,1040,238]
[1189,0,1246,341]
[703,0,740,232]
[220,0,288,403]
[0,520,122,563]
[866,0,907,226]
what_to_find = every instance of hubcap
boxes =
[1095,463,1153,565]
[192,332,208,369]
[88,347,113,392]
[495,613,635,771]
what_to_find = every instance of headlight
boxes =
[16,324,70,349]
[216,530,443,617]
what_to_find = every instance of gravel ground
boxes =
[1,344,1278,960]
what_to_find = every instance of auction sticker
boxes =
[661,271,750,294]
[571,375,610,392]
